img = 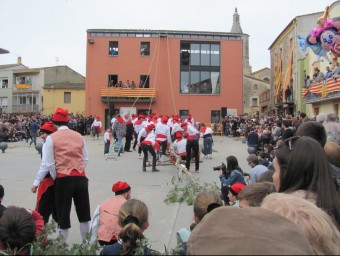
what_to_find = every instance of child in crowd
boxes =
[228,182,246,207]
[237,181,276,207]
[104,128,112,156]
[0,206,44,255]
[177,191,222,255]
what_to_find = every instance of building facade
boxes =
[0,62,85,115]
[269,1,340,119]
[269,12,322,117]
[301,1,340,118]
[244,68,271,116]
[85,9,250,128]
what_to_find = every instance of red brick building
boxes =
[86,24,244,128]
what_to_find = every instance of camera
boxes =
[213,162,226,171]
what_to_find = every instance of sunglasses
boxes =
[276,136,301,151]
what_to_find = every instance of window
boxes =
[137,109,150,116]
[19,96,26,104]
[254,84,257,90]
[179,110,189,121]
[211,110,221,123]
[108,74,118,87]
[109,41,119,56]
[0,98,8,108]
[180,41,220,95]
[64,92,71,104]
[139,75,150,88]
[141,42,150,56]
[16,76,32,85]
[1,79,8,88]
[251,98,258,107]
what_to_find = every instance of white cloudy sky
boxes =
[0,0,330,76]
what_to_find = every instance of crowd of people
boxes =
[305,59,340,88]
[0,113,96,143]
[0,107,340,255]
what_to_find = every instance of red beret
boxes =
[161,116,168,124]
[146,123,155,131]
[40,121,56,134]
[183,132,189,138]
[181,122,188,127]
[52,107,69,122]
[175,131,182,139]
[112,181,131,195]
[229,182,246,196]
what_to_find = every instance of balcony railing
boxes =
[302,78,340,103]
[12,104,39,112]
[100,88,156,103]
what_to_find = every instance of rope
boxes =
[167,36,177,114]
[131,37,160,110]
[148,36,161,111]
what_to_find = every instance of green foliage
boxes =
[165,175,220,205]
[29,221,99,255]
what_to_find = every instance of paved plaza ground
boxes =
[0,134,249,252]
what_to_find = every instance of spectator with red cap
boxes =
[31,121,58,225]
[44,107,91,242]
[182,122,200,173]
[90,181,131,246]
[228,182,246,207]
[140,124,160,172]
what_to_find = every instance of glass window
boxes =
[0,98,8,108]
[211,110,221,123]
[19,96,26,104]
[1,79,8,88]
[211,72,220,94]
[180,42,220,95]
[252,98,258,107]
[180,110,189,121]
[64,92,71,104]
[140,75,150,88]
[254,84,258,90]
[180,71,189,94]
[109,41,119,56]
[211,44,220,66]
[141,42,150,56]
[190,44,200,66]
[201,44,210,66]
[108,74,118,87]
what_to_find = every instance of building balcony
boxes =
[100,88,157,103]
[302,78,340,103]
[12,104,39,113]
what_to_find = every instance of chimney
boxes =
[18,56,22,64]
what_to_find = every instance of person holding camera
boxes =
[216,155,246,205]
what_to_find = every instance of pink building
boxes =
[85,29,244,128]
